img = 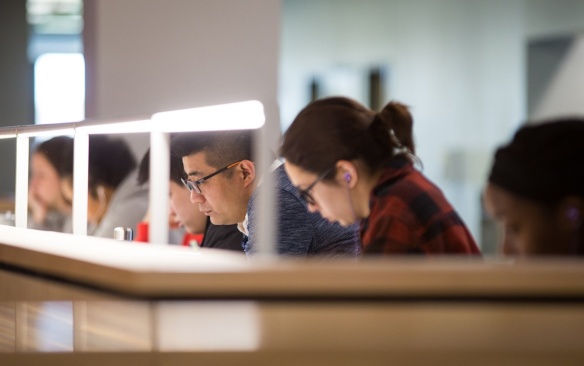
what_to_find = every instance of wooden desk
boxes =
[0,226,583,365]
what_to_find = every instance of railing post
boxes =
[149,131,170,244]
[72,131,89,236]
[14,136,29,228]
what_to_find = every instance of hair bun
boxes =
[377,101,415,154]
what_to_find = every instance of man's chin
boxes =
[210,216,236,226]
[209,216,225,225]
[333,216,358,227]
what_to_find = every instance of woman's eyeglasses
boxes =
[297,167,333,205]
[181,160,242,194]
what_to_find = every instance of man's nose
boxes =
[190,190,205,204]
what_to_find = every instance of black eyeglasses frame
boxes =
[181,160,242,194]
[297,166,334,205]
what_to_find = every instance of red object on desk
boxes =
[182,233,204,248]
[135,221,204,247]
[135,221,149,243]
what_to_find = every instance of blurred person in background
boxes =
[60,135,149,238]
[28,136,74,232]
[280,97,480,255]
[484,118,584,256]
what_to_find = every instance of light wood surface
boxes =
[1,226,584,299]
[0,297,583,364]
[1,226,584,364]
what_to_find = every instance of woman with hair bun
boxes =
[280,97,480,255]
[484,119,584,256]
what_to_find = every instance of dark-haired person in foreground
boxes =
[135,147,243,251]
[484,118,584,256]
[172,131,360,257]
[280,97,480,255]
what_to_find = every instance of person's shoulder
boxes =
[251,164,301,202]
[273,164,290,184]
[112,169,149,201]
[273,164,300,195]
[376,164,438,200]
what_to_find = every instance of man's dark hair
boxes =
[171,130,254,169]
[137,147,186,186]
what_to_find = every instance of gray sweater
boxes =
[243,165,360,257]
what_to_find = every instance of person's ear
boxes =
[238,160,256,187]
[97,185,106,202]
[60,177,73,203]
[335,160,358,188]
[556,196,584,231]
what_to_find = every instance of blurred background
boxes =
[1,0,583,254]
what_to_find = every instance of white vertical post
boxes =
[15,136,29,228]
[254,126,277,258]
[149,131,170,245]
[73,131,89,236]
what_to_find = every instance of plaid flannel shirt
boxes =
[360,155,481,255]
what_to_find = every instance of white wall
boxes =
[86,0,281,157]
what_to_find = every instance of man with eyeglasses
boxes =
[172,130,360,257]
[135,147,243,251]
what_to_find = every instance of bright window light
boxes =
[34,53,85,124]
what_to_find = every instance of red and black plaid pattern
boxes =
[360,156,481,255]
